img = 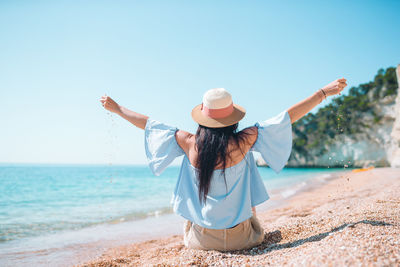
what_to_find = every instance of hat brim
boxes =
[191,104,246,128]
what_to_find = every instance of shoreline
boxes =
[0,213,185,267]
[81,167,400,266]
[256,168,348,213]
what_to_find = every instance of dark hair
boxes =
[195,123,251,204]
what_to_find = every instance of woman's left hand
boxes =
[100,95,121,114]
[321,78,348,97]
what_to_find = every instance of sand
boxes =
[79,167,400,266]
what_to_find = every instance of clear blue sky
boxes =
[1,0,399,164]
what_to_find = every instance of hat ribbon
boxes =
[201,103,234,119]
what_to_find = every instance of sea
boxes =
[0,163,349,266]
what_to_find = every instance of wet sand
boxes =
[80,167,400,266]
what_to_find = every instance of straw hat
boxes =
[191,88,246,128]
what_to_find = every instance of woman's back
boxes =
[176,126,258,170]
[142,113,292,230]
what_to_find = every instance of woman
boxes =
[100,78,347,251]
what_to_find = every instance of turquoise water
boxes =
[0,163,345,243]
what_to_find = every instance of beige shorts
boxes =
[183,216,264,252]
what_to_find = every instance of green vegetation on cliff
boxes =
[291,66,398,159]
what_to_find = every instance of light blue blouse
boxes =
[144,110,292,229]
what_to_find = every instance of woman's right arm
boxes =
[100,95,149,129]
[287,78,347,124]
[100,95,195,156]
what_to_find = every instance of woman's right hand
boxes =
[100,95,121,114]
[321,78,347,97]
[287,78,348,124]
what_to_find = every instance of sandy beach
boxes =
[78,167,400,266]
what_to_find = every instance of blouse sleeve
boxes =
[250,110,293,173]
[144,118,185,176]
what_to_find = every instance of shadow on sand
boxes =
[233,220,393,255]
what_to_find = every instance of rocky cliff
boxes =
[257,65,400,168]
[388,65,400,167]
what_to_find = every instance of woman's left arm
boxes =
[100,95,149,129]
[287,78,347,124]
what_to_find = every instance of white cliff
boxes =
[388,65,400,167]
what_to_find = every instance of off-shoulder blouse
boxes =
[144,110,292,229]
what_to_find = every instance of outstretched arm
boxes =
[287,78,347,124]
[100,95,149,129]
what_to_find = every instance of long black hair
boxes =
[195,123,251,204]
